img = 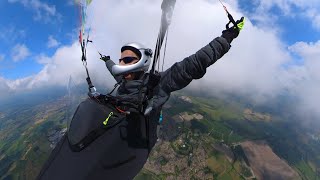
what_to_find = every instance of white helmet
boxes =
[112,42,153,76]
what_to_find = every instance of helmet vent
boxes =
[145,49,153,57]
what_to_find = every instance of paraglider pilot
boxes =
[37,13,245,180]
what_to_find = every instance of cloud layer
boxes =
[287,41,320,117]
[1,0,320,122]
[47,35,60,48]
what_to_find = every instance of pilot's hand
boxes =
[100,55,110,62]
[221,17,245,44]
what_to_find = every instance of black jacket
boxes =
[107,36,230,147]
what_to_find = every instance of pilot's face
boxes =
[119,50,139,80]
[119,50,139,65]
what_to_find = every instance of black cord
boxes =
[161,29,169,72]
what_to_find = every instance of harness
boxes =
[69,0,176,153]
[68,93,152,152]
[68,95,125,152]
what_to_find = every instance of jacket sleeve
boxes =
[160,36,230,93]
[105,60,122,83]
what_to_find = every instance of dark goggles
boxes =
[119,57,139,64]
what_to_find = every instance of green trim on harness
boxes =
[103,112,114,126]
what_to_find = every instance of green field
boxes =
[1,90,320,179]
[0,100,68,180]
[149,92,320,179]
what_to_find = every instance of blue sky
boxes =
[0,0,319,80]
[237,0,320,45]
[0,0,78,79]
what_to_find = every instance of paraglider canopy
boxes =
[76,0,92,43]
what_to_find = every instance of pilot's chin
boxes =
[124,74,133,80]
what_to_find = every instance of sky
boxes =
[0,0,320,123]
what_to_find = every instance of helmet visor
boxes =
[119,57,139,64]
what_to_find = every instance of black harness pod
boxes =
[37,96,154,180]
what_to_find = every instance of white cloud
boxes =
[289,41,320,59]
[0,77,12,100]
[6,76,33,90]
[6,43,93,90]
[247,0,320,31]
[8,0,59,22]
[47,35,60,48]
[287,41,320,116]
[2,0,320,122]
[11,44,31,62]
[306,9,320,30]
[35,53,51,64]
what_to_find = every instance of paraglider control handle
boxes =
[226,12,237,30]
[100,55,110,62]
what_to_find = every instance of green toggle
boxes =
[103,112,113,126]
[237,17,245,30]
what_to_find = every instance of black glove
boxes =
[100,55,110,62]
[221,17,245,44]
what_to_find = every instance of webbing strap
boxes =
[68,115,124,152]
